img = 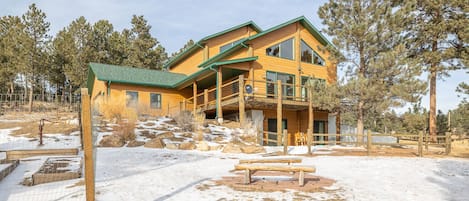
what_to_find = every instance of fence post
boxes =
[283,129,288,155]
[418,131,423,157]
[367,130,372,156]
[307,129,312,155]
[80,88,95,201]
[445,132,451,155]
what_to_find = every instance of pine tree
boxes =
[402,0,468,141]
[125,15,167,69]
[171,39,195,58]
[108,29,132,66]
[0,16,27,94]
[21,3,50,112]
[51,28,74,102]
[319,0,426,142]
[90,20,114,63]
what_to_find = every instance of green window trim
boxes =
[266,71,296,100]
[266,38,295,61]
[300,40,325,66]
[150,93,162,109]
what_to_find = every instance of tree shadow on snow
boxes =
[153,178,209,201]
[427,159,469,201]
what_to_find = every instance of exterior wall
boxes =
[90,78,107,103]
[169,48,204,75]
[262,109,329,145]
[93,81,191,116]
[206,26,258,58]
[247,22,336,97]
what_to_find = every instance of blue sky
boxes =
[1,0,466,113]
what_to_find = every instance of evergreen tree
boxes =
[319,0,426,142]
[51,29,74,101]
[0,16,26,94]
[402,0,468,141]
[21,3,50,112]
[90,20,114,63]
[125,15,167,69]
[171,39,195,58]
[108,29,132,66]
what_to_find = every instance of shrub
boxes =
[174,110,193,131]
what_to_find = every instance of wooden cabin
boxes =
[87,16,339,146]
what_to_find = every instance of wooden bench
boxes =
[238,157,302,165]
[234,164,316,186]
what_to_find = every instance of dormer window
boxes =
[301,40,325,66]
[266,38,294,60]
[220,38,245,52]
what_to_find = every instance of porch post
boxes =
[216,67,223,123]
[308,87,314,135]
[277,80,283,146]
[204,89,208,109]
[238,75,246,127]
[193,82,197,113]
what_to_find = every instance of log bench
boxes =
[238,157,302,165]
[234,164,316,186]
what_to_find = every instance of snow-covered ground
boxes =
[0,117,468,201]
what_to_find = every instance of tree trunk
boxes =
[429,39,438,142]
[55,83,58,103]
[357,99,364,145]
[69,84,72,109]
[28,81,33,113]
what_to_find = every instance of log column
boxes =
[193,82,197,113]
[277,80,283,146]
[239,75,245,127]
[216,67,223,123]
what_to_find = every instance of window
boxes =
[220,38,245,52]
[266,71,295,100]
[150,93,162,109]
[126,91,138,107]
[301,76,325,99]
[266,38,294,60]
[301,40,325,66]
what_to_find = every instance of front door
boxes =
[267,119,287,146]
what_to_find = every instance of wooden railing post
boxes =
[204,89,208,110]
[445,132,451,155]
[238,75,245,127]
[283,129,288,155]
[277,80,282,146]
[418,131,423,157]
[307,129,312,155]
[193,82,197,113]
[367,130,372,156]
[80,88,95,201]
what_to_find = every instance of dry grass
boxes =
[96,93,139,122]
[0,121,79,137]
[174,110,193,131]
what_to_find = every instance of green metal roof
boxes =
[200,21,262,42]
[89,63,187,88]
[164,21,262,70]
[209,56,258,67]
[198,38,249,68]
[248,16,333,47]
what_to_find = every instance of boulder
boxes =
[99,134,125,147]
[221,143,242,153]
[127,140,145,147]
[240,145,266,154]
[202,128,212,134]
[209,144,222,151]
[144,138,165,149]
[179,141,196,150]
[156,131,174,139]
[196,141,210,151]
[181,132,193,138]
[165,142,179,150]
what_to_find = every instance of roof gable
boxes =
[89,63,187,88]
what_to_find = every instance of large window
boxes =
[126,91,138,107]
[266,38,294,60]
[266,71,295,99]
[301,40,325,66]
[301,76,326,99]
[150,93,162,109]
[220,38,245,52]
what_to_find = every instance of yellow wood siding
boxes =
[169,48,204,75]
[207,26,256,58]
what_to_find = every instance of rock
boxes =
[202,128,212,134]
[127,140,145,147]
[156,131,174,139]
[168,137,185,142]
[221,143,242,153]
[240,145,266,154]
[181,132,193,138]
[99,134,125,147]
[213,136,225,142]
[144,138,165,149]
[165,142,179,150]
[179,141,196,150]
[196,141,210,151]
[209,145,222,151]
